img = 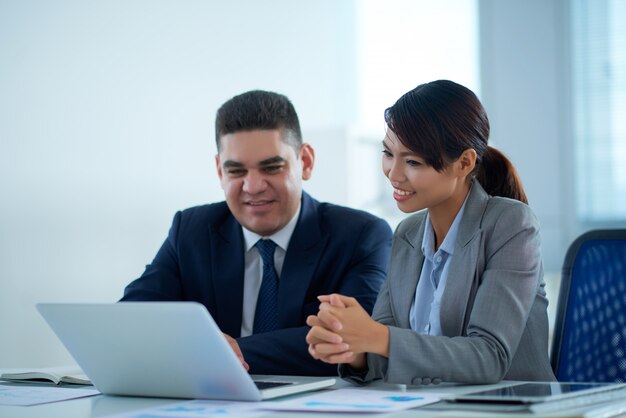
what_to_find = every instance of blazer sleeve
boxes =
[120,211,184,301]
[342,203,543,385]
[338,267,395,383]
[238,217,392,376]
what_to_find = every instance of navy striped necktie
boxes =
[253,239,279,333]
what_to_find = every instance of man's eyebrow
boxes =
[259,156,287,166]
[222,160,244,169]
[222,157,286,169]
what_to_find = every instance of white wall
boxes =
[1,0,578,368]
[0,0,358,367]
[479,0,571,272]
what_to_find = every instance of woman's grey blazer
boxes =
[340,181,556,385]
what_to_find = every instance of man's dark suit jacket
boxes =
[121,192,392,376]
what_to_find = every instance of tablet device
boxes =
[453,382,626,404]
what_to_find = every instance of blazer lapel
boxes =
[209,215,245,337]
[440,181,489,336]
[390,212,427,329]
[278,193,328,328]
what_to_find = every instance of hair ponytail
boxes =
[386,80,529,205]
[475,146,528,204]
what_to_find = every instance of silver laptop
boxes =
[37,302,335,401]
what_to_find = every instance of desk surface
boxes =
[2,380,626,418]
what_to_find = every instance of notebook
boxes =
[36,302,335,401]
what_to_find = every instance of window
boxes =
[572,0,626,222]
[348,0,479,226]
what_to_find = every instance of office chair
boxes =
[551,229,626,382]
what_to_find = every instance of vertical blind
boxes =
[572,0,626,221]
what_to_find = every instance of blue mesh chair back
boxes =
[551,229,626,382]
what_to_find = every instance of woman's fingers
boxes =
[306,324,343,345]
[308,342,352,363]
[306,314,320,327]
[325,351,355,364]
[334,294,358,307]
[313,342,349,354]
[317,307,343,331]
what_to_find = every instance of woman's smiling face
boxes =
[381,128,463,214]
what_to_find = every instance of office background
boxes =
[1,0,624,368]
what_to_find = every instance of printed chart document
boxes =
[106,400,266,418]
[0,384,100,406]
[0,366,91,385]
[263,388,441,412]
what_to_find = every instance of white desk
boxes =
[2,380,626,418]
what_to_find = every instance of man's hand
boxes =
[223,333,249,371]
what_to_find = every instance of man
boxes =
[121,90,392,376]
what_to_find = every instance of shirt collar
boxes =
[421,188,472,259]
[241,203,301,252]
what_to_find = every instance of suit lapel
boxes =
[390,212,426,329]
[278,193,327,328]
[210,215,245,337]
[440,181,489,336]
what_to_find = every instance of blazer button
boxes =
[422,378,431,385]
[432,378,442,384]
[411,377,422,385]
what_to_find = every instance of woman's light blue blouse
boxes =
[409,195,470,335]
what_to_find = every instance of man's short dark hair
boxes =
[215,90,302,151]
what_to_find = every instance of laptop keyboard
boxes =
[254,381,294,390]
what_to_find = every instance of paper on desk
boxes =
[0,384,100,406]
[263,388,441,412]
[105,400,266,418]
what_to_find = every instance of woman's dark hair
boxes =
[384,79,528,204]
[215,90,302,151]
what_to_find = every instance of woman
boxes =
[306,80,556,385]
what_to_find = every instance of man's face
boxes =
[216,129,314,236]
